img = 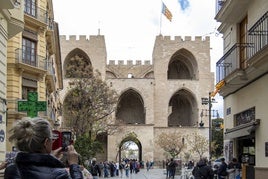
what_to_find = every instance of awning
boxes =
[225,119,260,139]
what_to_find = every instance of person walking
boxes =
[4,117,82,179]
[89,158,101,179]
[192,158,214,179]
[217,158,228,179]
[146,160,150,171]
[228,158,242,179]
[165,159,170,179]
[168,158,177,179]
[124,161,130,177]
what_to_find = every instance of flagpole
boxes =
[159,1,163,35]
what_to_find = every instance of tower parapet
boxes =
[155,35,210,43]
[107,60,152,66]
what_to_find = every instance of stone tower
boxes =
[59,34,214,163]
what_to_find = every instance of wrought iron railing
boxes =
[248,11,268,59]
[15,48,47,71]
[45,61,57,83]
[216,44,251,83]
[24,4,47,24]
[216,11,268,83]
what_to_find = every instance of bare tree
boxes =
[155,132,185,158]
[186,132,208,159]
[64,57,119,139]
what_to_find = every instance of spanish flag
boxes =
[162,2,172,22]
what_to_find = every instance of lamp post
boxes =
[208,92,212,160]
[201,92,217,160]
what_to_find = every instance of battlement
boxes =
[60,35,105,42]
[156,35,210,42]
[107,60,152,65]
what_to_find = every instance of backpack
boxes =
[90,164,98,175]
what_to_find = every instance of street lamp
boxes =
[201,92,217,160]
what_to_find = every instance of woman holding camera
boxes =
[4,117,82,179]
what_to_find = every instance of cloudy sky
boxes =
[52,0,224,117]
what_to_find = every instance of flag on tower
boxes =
[162,2,172,22]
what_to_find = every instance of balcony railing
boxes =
[24,5,47,24]
[45,61,57,83]
[248,11,268,59]
[216,11,268,83]
[15,48,47,71]
[216,43,252,83]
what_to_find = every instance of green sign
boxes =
[18,92,47,117]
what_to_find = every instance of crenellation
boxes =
[68,35,77,41]
[184,36,192,41]
[195,36,202,41]
[60,35,67,41]
[108,60,115,65]
[144,60,151,65]
[107,60,152,65]
[164,36,171,41]
[174,36,183,42]
[78,35,88,41]
[127,60,133,65]
[136,60,142,65]
[118,60,124,65]
[155,35,212,44]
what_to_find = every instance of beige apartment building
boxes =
[215,0,268,178]
[0,0,24,161]
[59,34,214,163]
[5,0,63,157]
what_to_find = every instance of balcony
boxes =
[215,0,250,23]
[45,61,57,93]
[46,20,56,54]
[15,48,47,77]
[0,0,24,39]
[24,5,47,28]
[216,11,268,96]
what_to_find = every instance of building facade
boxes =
[215,0,268,178]
[0,0,24,160]
[59,34,214,163]
[5,0,63,155]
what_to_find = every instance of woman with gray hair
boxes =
[4,117,82,179]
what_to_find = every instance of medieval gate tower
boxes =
[59,34,214,164]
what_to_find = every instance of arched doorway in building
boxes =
[117,132,142,164]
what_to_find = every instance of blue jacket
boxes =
[4,152,82,179]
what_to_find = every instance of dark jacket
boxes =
[192,160,214,179]
[217,161,228,176]
[4,152,83,179]
[90,161,101,177]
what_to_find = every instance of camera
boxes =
[52,130,73,151]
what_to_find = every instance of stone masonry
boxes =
[59,34,214,164]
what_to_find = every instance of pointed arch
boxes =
[118,132,142,162]
[116,88,145,124]
[167,48,198,80]
[106,70,118,78]
[168,88,198,127]
[64,48,92,78]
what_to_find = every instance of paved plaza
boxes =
[100,168,192,179]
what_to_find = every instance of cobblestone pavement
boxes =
[99,168,193,179]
